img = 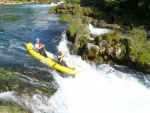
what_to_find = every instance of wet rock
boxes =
[85,43,100,58]
[91,19,122,30]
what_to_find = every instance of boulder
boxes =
[85,43,100,58]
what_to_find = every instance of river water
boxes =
[0,3,150,113]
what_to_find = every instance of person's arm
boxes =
[57,53,63,59]
[38,44,44,49]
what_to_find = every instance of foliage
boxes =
[49,6,57,13]
[59,12,84,23]
[74,12,84,19]
[137,40,150,63]
[0,68,18,79]
[81,0,149,27]
[59,14,73,22]
[128,27,150,63]
[66,0,81,4]
[129,26,147,42]
[68,20,85,37]
[0,105,30,113]
[103,32,121,45]
[79,37,87,47]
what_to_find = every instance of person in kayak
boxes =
[35,38,48,58]
[57,51,67,67]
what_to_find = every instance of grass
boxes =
[0,105,29,113]
[59,14,73,22]
[68,20,84,37]
[128,26,150,63]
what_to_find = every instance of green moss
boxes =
[128,26,150,63]
[13,84,19,90]
[0,106,8,112]
[129,26,147,42]
[138,52,150,63]
[35,89,42,94]
[68,20,84,37]
[78,37,87,47]
[0,68,5,74]
[49,6,57,13]
[59,14,73,22]
[66,0,81,4]
[83,7,101,17]
[120,44,126,55]
[102,32,121,45]
[91,47,97,54]
[74,12,84,19]
[0,105,30,113]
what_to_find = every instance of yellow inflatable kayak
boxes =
[26,43,83,75]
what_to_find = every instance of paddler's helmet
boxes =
[36,38,39,42]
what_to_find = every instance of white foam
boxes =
[31,32,150,113]
[48,63,150,113]
[2,29,150,113]
[0,91,16,101]
[89,23,112,35]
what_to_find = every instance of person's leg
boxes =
[40,49,47,57]
[39,49,43,55]
[61,60,67,67]
[43,51,48,57]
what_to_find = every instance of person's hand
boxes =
[60,54,63,58]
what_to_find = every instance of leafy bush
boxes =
[128,26,150,63]
[49,6,57,13]
[66,0,81,4]
[59,14,73,22]
[103,32,121,45]
[129,26,147,42]
[74,12,84,19]
[79,37,87,47]
[68,19,86,37]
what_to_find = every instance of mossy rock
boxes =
[0,105,31,113]
[0,67,56,96]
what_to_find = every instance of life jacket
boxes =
[57,52,63,62]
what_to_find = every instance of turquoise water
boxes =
[0,4,150,113]
[0,4,67,70]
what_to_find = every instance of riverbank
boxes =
[50,3,150,74]
[0,0,61,5]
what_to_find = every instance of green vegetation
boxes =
[67,20,85,37]
[59,12,84,22]
[50,0,150,72]
[82,0,150,28]
[79,37,87,47]
[66,0,81,4]
[128,27,150,63]
[0,105,30,113]
[17,0,59,4]
[59,14,73,22]
[74,12,84,19]
[102,32,121,45]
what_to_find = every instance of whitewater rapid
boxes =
[1,32,150,113]
[43,34,150,113]
[0,3,150,113]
